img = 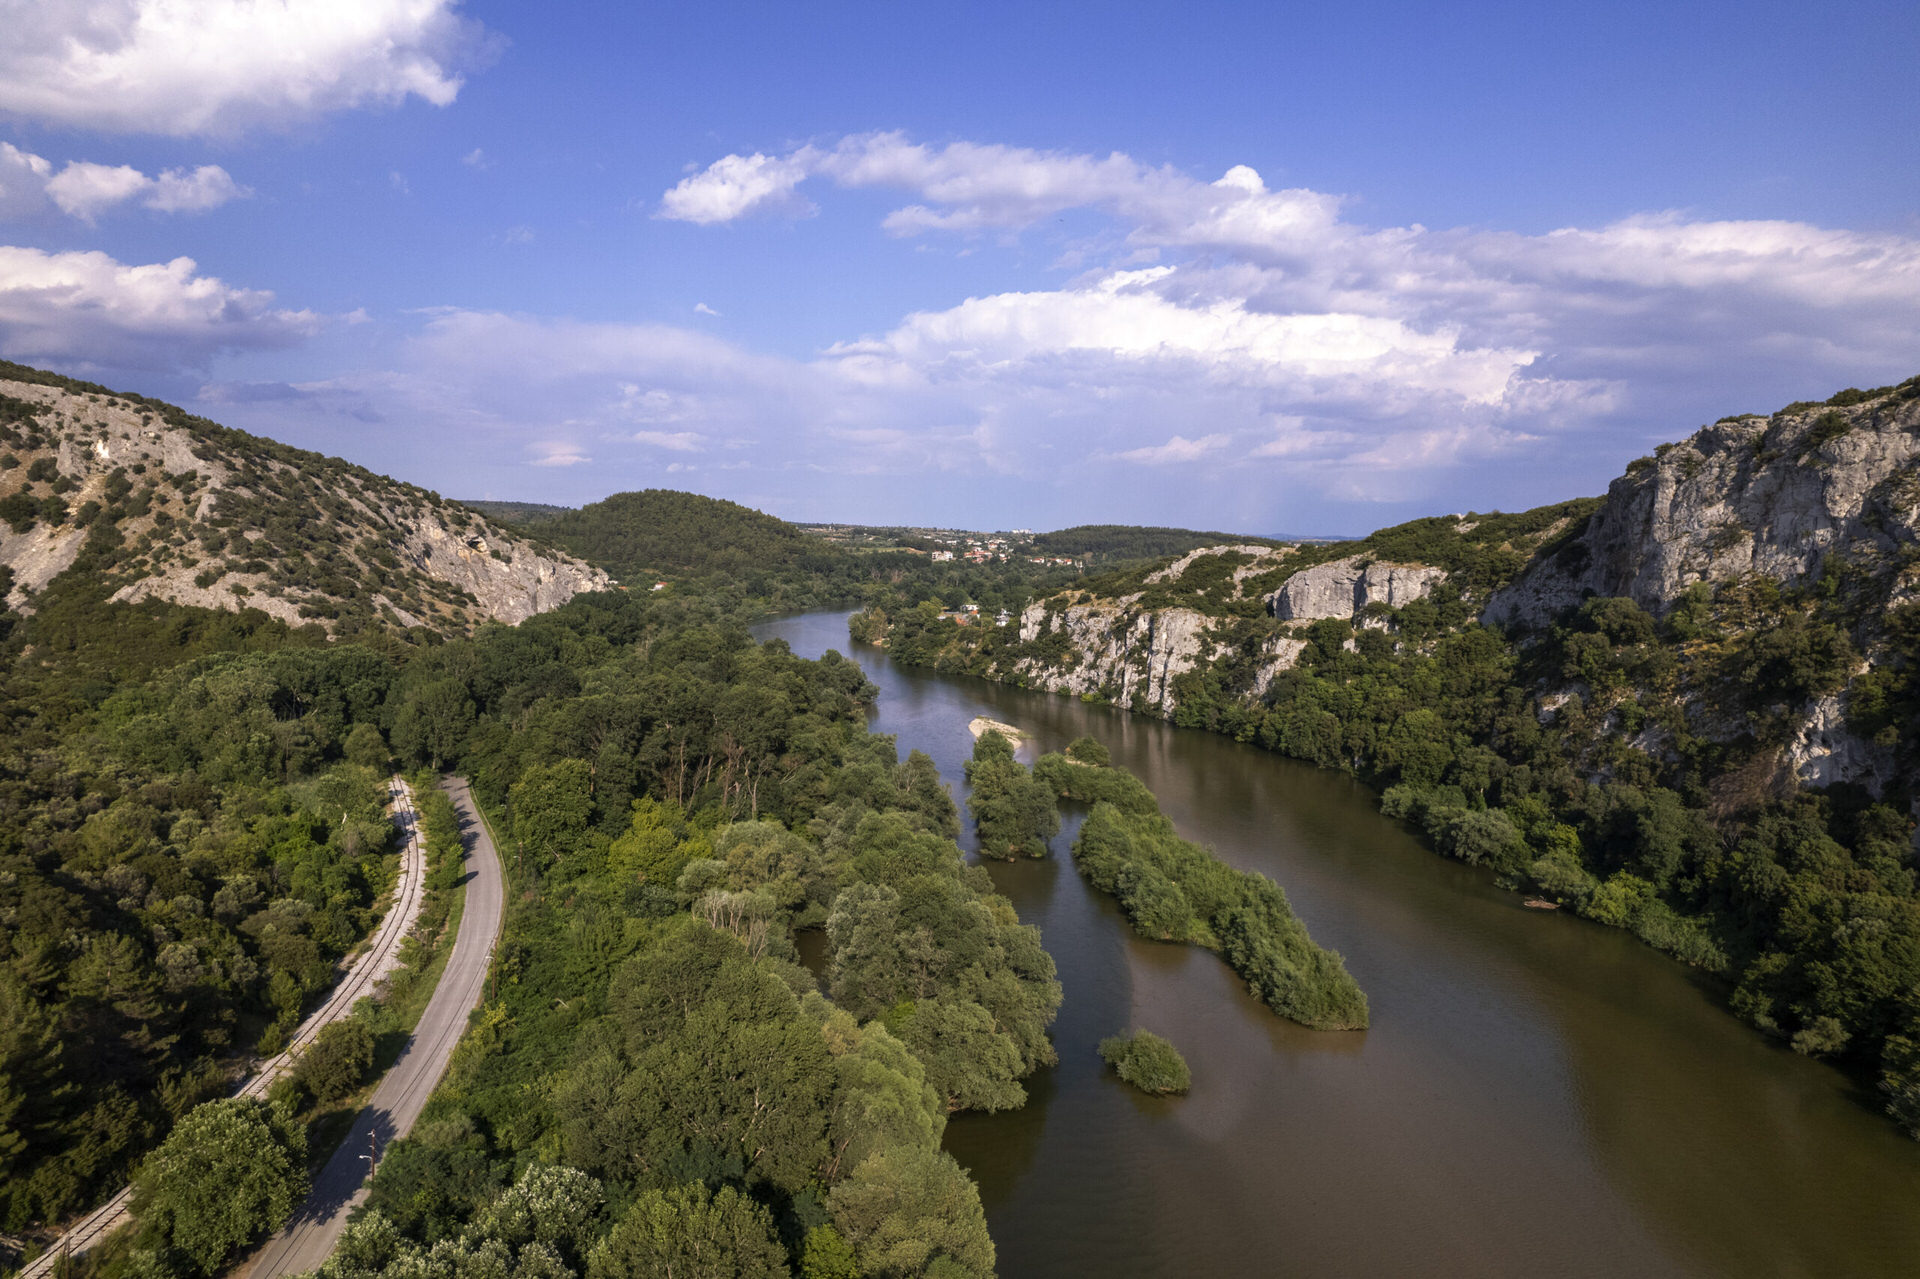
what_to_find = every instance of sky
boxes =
[0,1,1916,537]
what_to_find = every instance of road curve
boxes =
[19,777,431,1279]
[244,776,504,1279]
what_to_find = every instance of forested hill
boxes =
[853,374,1920,1138]
[1031,523,1285,563]
[0,362,609,638]
[512,489,830,582]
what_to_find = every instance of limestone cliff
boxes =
[0,368,610,633]
[1487,390,1920,626]
[1267,555,1447,621]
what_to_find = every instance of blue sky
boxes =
[1,0,1916,536]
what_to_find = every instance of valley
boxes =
[0,363,1917,1279]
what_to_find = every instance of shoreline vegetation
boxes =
[1034,741,1369,1032]
[1098,1030,1192,1096]
[964,731,1059,860]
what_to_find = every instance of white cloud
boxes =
[1,144,246,221]
[694,302,721,316]
[529,444,590,467]
[0,0,492,137]
[182,130,1920,528]
[461,147,490,169]
[0,246,321,370]
[630,429,703,451]
[659,150,817,224]
[1115,433,1231,464]
[147,164,247,212]
[45,161,152,220]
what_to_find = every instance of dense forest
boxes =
[1,498,1072,1277]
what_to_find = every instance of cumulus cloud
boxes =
[1,143,247,221]
[180,128,1920,529]
[655,131,1920,498]
[0,0,492,136]
[0,246,320,370]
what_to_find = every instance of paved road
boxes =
[244,776,504,1279]
[19,777,432,1279]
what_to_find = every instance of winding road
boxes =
[19,777,434,1279]
[243,776,503,1279]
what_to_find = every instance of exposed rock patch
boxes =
[1487,394,1920,625]
[1266,555,1446,622]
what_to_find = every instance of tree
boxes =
[295,1018,375,1103]
[511,759,595,863]
[343,722,389,769]
[828,1146,994,1279]
[132,1098,306,1276]
[393,678,474,770]
[586,1183,790,1279]
[1065,736,1109,767]
[963,734,1057,859]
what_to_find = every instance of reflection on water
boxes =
[757,612,1920,1279]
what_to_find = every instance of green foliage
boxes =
[826,1146,995,1279]
[130,1097,306,1276]
[587,1183,789,1279]
[296,1017,376,1103]
[1029,524,1280,563]
[1098,1029,1192,1095]
[1065,756,1368,1031]
[962,731,1058,859]
[1064,735,1109,766]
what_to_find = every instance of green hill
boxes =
[532,489,841,582]
[1031,523,1282,564]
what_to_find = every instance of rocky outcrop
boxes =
[1010,597,1313,717]
[1014,600,1214,712]
[1487,390,1920,626]
[1267,555,1447,621]
[1146,544,1287,584]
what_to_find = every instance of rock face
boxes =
[1487,392,1920,626]
[1014,600,1214,712]
[0,374,611,630]
[1011,596,1311,717]
[1267,555,1447,622]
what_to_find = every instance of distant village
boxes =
[799,523,1083,569]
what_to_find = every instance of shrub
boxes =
[1098,1030,1191,1095]
[296,1018,375,1103]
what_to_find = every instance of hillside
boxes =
[1031,523,1285,564]
[854,375,1920,1135]
[460,499,574,527]
[523,488,835,582]
[0,362,609,638]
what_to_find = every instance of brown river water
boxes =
[756,611,1920,1278]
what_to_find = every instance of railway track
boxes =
[243,775,503,1278]
[16,776,431,1279]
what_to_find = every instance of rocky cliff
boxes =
[1487,388,1920,626]
[0,366,611,634]
[1267,555,1448,621]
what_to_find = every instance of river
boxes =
[755,611,1920,1278]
